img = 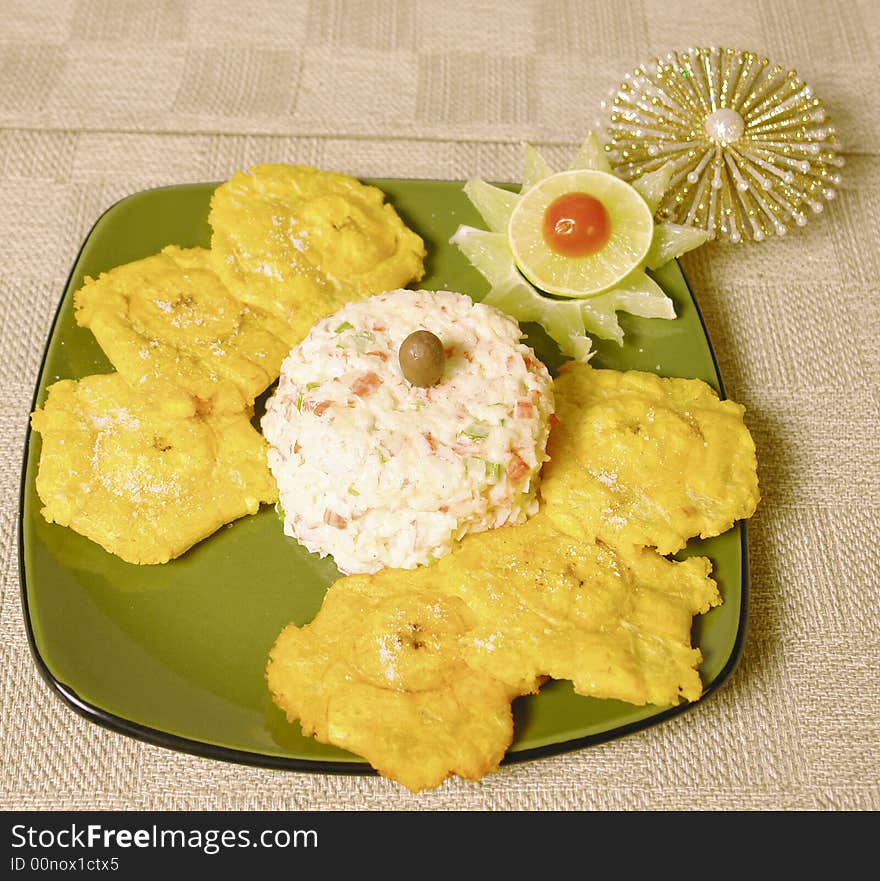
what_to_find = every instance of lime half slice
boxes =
[509,169,654,298]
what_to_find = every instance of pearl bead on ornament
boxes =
[704,108,745,145]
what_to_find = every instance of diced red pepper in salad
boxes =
[352,371,383,397]
[323,509,348,529]
[507,454,530,483]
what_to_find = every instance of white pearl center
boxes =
[704,108,745,145]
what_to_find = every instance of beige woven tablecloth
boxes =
[1,0,877,811]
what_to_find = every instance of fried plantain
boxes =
[267,505,722,790]
[209,164,426,345]
[30,373,278,564]
[74,246,292,416]
[435,510,720,706]
[267,580,524,793]
[540,363,760,555]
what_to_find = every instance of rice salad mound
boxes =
[261,288,555,574]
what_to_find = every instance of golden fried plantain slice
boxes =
[30,373,278,564]
[209,164,426,344]
[74,246,293,416]
[267,580,524,793]
[435,511,721,706]
[541,363,760,555]
[268,509,719,788]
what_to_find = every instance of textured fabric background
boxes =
[1,0,877,811]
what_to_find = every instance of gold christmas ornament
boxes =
[601,47,844,243]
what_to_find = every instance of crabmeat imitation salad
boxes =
[261,288,555,574]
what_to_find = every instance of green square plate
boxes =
[19,178,748,773]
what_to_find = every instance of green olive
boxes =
[399,330,445,387]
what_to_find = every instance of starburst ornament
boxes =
[601,47,844,243]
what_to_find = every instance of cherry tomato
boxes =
[542,192,611,258]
